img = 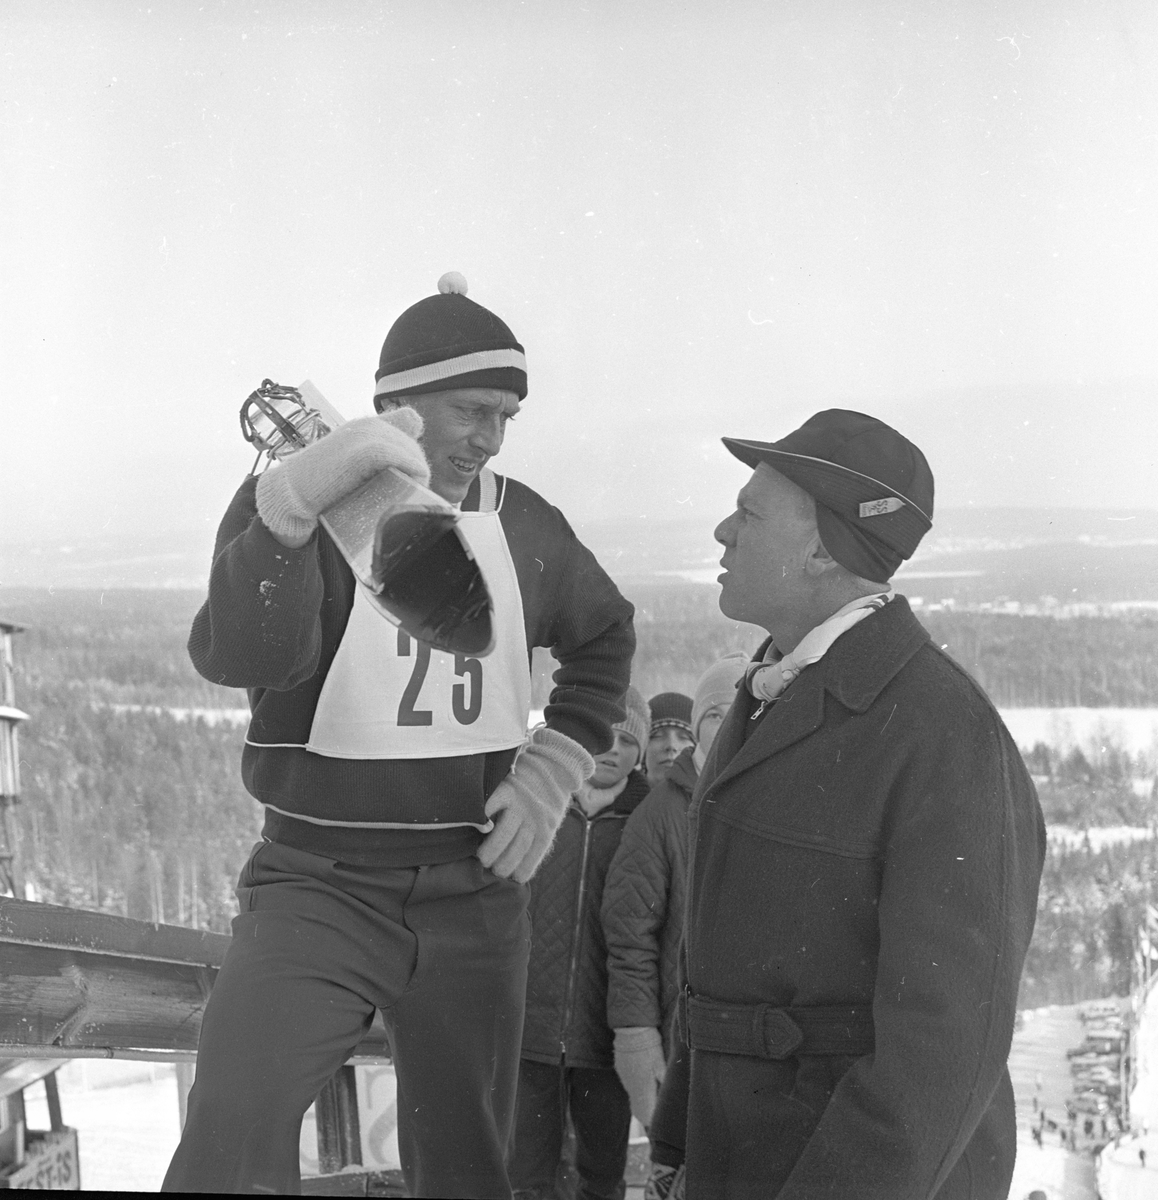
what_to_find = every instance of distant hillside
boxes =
[575,507,1158,604]
[1,507,1156,602]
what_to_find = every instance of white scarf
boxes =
[745,591,893,705]
[575,773,629,817]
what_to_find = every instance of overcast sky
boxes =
[2,1,1157,550]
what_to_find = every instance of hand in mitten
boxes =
[256,407,430,547]
[614,1026,666,1129]
[477,727,594,883]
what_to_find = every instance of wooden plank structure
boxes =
[0,898,404,1193]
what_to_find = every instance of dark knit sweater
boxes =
[188,472,635,866]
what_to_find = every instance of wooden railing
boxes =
[0,898,400,1193]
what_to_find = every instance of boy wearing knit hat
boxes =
[166,275,635,1198]
[602,655,748,1157]
[644,692,695,787]
[510,687,652,1200]
[653,410,1044,1199]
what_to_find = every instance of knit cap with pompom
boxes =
[373,272,527,409]
[612,686,651,766]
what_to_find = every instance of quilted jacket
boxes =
[522,770,652,1069]
[601,748,697,1053]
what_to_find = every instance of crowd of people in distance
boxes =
[511,664,746,1200]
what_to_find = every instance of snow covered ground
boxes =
[1007,1005,1101,1200]
[1096,1131,1158,1200]
[19,1059,399,1191]
[21,1061,180,1192]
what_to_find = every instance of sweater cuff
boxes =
[614,1026,663,1053]
[527,726,596,789]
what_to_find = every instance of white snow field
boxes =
[20,1059,400,1191]
[21,1061,180,1191]
[1007,1005,1098,1200]
[1094,975,1158,1200]
[1096,1131,1158,1200]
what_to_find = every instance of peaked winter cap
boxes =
[723,409,934,584]
[374,272,527,410]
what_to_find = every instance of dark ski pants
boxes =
[508,1058,632,1200]
[162,840,530,1197]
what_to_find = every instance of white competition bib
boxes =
[303,482,531,760]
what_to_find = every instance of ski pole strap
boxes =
[679,987,875,1059]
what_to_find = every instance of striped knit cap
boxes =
[614,686,651,765]
[373,272,527,410]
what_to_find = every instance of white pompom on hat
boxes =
[438,271,469,295]
[374,272,527,408]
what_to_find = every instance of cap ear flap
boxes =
[801,526,840,578]
[814,504,899,583]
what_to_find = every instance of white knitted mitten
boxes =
[255,407,430,543]
[614,1026,666,1128]
[477,727,594,883]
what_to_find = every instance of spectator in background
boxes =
[644,694,694,787]
[510,688,652,1200]
[687,654,748,775]
[603,654,748,1186]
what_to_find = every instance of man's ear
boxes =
[802,533,842,578]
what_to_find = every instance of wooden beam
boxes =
[0,899,390,1062]
[316,1065,362,1174]
[0,898,229,966]
[43,1071,63,1133]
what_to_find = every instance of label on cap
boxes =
[859,497,904,518]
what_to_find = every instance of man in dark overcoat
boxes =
[650,410,1045,1199]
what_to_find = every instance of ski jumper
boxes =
[163,467,635,1198]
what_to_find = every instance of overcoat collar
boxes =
[699,596,930,798]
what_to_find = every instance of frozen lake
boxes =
[998,708,1158,757]
[107,703,1158,759]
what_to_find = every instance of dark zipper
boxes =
[559,810,593,1059]
[557,804,631,1059]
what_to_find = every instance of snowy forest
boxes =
[3,585,1157,1008]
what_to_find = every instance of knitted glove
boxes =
[614,1026,666,1129]
[644,1163,685,1200]
[477,727,594,883]
[255,407,430,543]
